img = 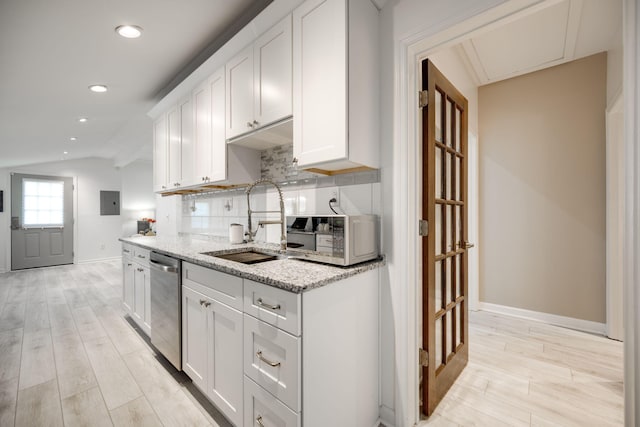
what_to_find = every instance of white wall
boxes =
[120,160,155,237]
[0,157,124,271]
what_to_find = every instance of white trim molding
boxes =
[623,0,639,424]
[478,302,607,336]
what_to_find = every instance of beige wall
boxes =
[478,53,607,323]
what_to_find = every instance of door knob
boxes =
[464,241,475,249]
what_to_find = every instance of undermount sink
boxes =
[201,249,288,265]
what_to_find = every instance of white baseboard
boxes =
[76,256,122,264]
[478,302,606,335]
[378,405,396,427]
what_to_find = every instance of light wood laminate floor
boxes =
[0,260,231,427]
[421,311,623,426]
[0,261,623,426]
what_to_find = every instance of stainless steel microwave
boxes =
[286,215,379,266]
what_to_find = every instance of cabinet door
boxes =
[182,285,208,391]
[226,45,254,139]
[179,96,194,187]
[133,265,145,328]
[167,104,182,188]
[193,78,211,184]
[122,259,134,313]
[209,69,227,182]
[244,376,300,427]
[254,15,292,128]
[143,266,151,334]
[207,299,243,426]
[293,0,347,166]
[153,114,168,192]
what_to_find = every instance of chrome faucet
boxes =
[245,179,287,250]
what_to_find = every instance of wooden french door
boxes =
[421,59,470,416]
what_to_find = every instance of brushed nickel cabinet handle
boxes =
[256,350,281,367]
[256,415,265,427]
[253,120,259,127]
[256,298,280,311]
[247,121,254,128]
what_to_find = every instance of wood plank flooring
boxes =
[421,311,624,426]
[0,261,230,427]
[0,261,623,426]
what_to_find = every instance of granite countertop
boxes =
[119,235,384,293]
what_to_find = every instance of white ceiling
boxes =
[0,0,622,170]
[460,0,622,85]
[0,0,270,169]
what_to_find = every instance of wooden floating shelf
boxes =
[303,166,376,176]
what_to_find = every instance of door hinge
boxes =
[418,90,428,108]
[419,348,429,367]
[419,220,428,237]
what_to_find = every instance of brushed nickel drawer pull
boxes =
[256,298,280,311]
[256,415,265,427]
[256,350,281,367]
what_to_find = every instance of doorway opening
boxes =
[405,0,622,421]
[10,173,74,270]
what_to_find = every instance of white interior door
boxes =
[11,173,74,270]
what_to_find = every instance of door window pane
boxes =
[435,205,442,256]
[435,147,442,199]
[435,260,442,311]
[446,99,453,147]
[446,311,453,357]
[445,257,451,304]
[455,108,461,152]
[435,91,442,142]
[455,306,461,347]
[22,179,64,227]
[435,317,442,369]
[445,152,452,200]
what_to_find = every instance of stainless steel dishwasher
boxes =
[149,251,182,370]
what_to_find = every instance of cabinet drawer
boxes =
[183,262,243,311]
[244,376,300,427]
[133,247,151,266]
[122,243,134,258]
[244,314,300,412]
[244,280,300,336]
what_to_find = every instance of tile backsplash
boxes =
[180,145,381,244]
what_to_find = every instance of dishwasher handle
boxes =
[149,259,179,273]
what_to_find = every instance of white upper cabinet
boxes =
[226,16,292,140]
[193,68,228,184]
[166,96,193,189]
[192,67,261,187]
[153,114,168,192]
[254,16,293,128]
[226,45,255,140]
[293,0,379,172]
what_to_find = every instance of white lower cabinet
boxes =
[122,254,134,313]
[243,314,300,411]
[179,261,379,427]
[244,376,300,427]
[182,264,244,426]
[122,244,151,336]
[133,265,151,336]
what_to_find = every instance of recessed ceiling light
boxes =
[63,151,68,155]
[70,137,77,141]
[116,25,143,39]
[78,117,88,123]
[89,84,108,93]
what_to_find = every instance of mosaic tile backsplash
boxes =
[181,144,381,244]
